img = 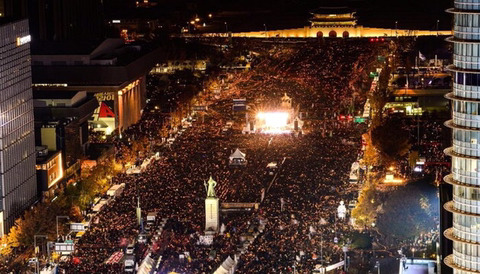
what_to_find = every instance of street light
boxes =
[56,215,70,241]
[320,235,323,265]
[375,260,380,274]
[412,247,415,258]
[34,235,47,274]
[342,245,349,272]
[395,21,398,37]
[224,22,228,33]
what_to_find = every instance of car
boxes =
[28,258,38,265]
[126,244,135,255]
[137,234,148,244]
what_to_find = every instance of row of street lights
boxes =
[393,20,441,37]
[32,215,71,273]
[187,17,270,34]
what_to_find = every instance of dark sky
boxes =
[183,0,452,31]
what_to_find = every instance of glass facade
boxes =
[446,0,480,272]
[0,20,37,236]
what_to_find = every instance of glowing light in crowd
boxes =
[256,112,289,134]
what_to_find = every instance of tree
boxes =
[368,59,392,127]
[0,236,12,256]
[376,183,438,242]
[371,117,411,164]
[352,179,379,227]
[362,132,380,167]
[350,231,373,249]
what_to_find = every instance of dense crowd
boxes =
[236,130,361,272]
[61,39,378,273]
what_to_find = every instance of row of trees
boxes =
[0,139,154,269]
[352,46,411,228]
[0,157,118,255]
[352,52,393,228]
[353,40,442,247]
[0,76,181,268]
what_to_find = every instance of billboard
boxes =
[70,223,87,232]
[233,98,247,111]
[54,242,75,254]
[92,92,116,135]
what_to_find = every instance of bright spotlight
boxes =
[256,112,289,134]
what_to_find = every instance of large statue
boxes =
[204,176,219,233]
[205,176,217,198]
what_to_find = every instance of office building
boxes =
[31,39,162,134]
[0,19,37,236]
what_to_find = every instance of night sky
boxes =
[177,0,452,32]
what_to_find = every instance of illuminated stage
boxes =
[243,94,303,134]
[255,111,292,134]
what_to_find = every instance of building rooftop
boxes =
[31,40,103,55]
[31,41,163,88]
[33,90,83,100]
[36,150,61,165]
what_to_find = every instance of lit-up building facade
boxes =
[0,19,37,236]
[36,149,63,199]
[444,0,480,272]
[309,6,357,28]
[31,39,161,134]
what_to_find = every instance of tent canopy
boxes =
[214,256,236,274]
[229,148,246,161]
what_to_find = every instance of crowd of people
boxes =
[61,38,379,273]
[236,129,361,272]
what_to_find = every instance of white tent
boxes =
[214,256,237,274]
[229,148,247,166]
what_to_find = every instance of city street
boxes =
[59,39,380,273]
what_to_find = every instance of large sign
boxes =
[70,223,87,232]
[54,242,75,254]
[221,203,259,209]
[325,261,345,271]
[16,35,31,46]
[197,235,214,246]
[92,92,116,135]
[95,92,115,102]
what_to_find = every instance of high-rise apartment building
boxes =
[444,0,480,272]
[0,19,37,236]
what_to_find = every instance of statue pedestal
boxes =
[205,197,219,233]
